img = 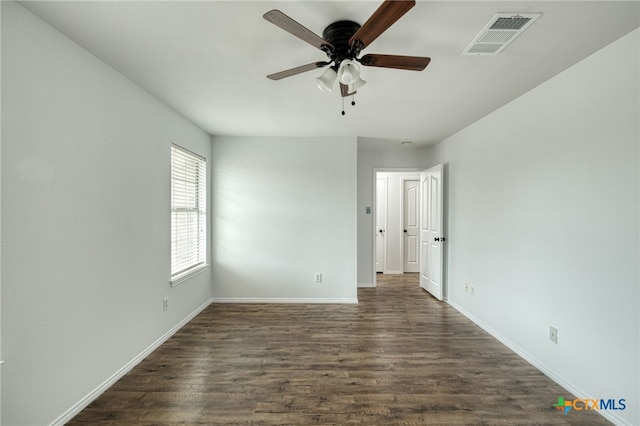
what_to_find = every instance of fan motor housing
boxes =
[322,20,361,63]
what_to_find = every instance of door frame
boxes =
[372,168,424,288]
[375,176,388,273]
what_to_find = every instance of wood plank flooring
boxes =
[68,274,610,425]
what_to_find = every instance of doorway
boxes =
[374,170,420,276]
[373,166,446,300]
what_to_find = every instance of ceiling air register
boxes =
[462,13,542,56]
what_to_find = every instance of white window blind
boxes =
[171,145,206,280]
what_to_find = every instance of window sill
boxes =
[170,264,210,287]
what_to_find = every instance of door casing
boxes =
[372,168,424,287]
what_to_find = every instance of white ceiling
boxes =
[20,1,640,147]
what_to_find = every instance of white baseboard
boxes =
[212,297,358,304]
[447,300,630,426]
[384,270,403,275]
[358,282,375,288]
[50,298,214,426]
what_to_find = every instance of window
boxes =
[171,144,207,284]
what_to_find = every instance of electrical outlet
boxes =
[314,273,322,283]
[163,297,169,312]
[465,283,469,293]
[549,326,558,344]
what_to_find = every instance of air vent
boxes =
[462,13,541,56]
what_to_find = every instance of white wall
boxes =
[211,136,357,302]
[426,29,639,426]
[357,139,428,285]
[1,3,213,425]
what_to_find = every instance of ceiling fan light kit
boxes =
[264,0,431,115]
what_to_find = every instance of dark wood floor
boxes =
[69,274,610,425]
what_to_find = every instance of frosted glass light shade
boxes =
[338,60,361,85]
[316,67,337,92]
[352,77,367,91]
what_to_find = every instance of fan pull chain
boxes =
[340,93,358,116]
[341,94,358,116]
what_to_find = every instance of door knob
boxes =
[378,229,384,233]
[403,229,407,233]
[435,237,440,241]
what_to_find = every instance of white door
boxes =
[403,179,420,273]
[375,178,386,273]
[420,164,444,300]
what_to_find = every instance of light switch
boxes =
[366,207,371,214]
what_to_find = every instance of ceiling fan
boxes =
[263,0,430,112]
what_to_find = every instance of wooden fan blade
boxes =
[349,0,415,51]
[359,54,430,71]
[264,10,333,52]
[267,62,330,80]
[340,83,356,98]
